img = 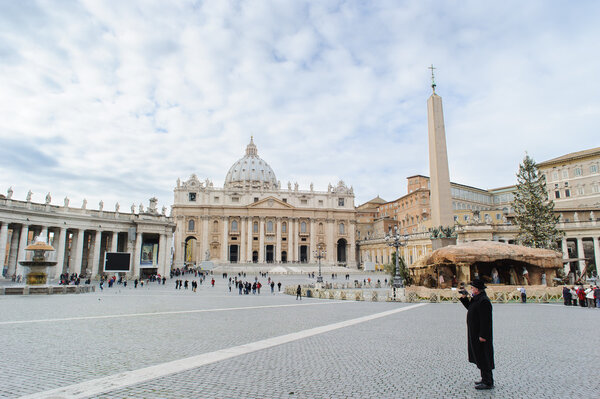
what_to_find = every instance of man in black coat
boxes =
[459,279,495,390]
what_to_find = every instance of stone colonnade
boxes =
[0,199,175,281]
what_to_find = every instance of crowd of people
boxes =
[562,285,600,308]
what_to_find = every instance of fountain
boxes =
[18,236,57,285]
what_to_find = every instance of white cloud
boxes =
[0,0,599,209]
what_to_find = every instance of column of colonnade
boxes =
[276,218,282,263]
[258,217,265,263]
[241,217,247,262]
[0,222,8,276]
[221,216,228,262]
[246,217,252,262]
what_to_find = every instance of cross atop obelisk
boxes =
[428,64,437,93]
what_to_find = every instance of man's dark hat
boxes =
[469,279,487,290]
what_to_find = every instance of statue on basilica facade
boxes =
[131,203,136,214]
[99,200,104,211]
[7,187,13,199]
[288,181,292,190]
[310,182,314,191]
[64,197,69,207]
[294,182,299,191]
[162,206,167,216]
[82,198,87,209]
[149,197,158,213]
[45,193,51,205]
[205,249,210,261]
[26,190,33,202]
[115,202,120,212]
[177,178,181,188]
[139,203,144,213]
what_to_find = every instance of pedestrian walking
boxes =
[296,284,302,300]
[459,279,494,390]
[277,281,281,292]
[562,286,572,306]
[518,287,527,303]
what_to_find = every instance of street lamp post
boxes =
[385,226,408,297]
[314,243,326,283]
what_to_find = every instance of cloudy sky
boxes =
[1,1,599,211]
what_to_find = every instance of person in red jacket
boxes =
[576,286,586,307]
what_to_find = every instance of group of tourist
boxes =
[562,285,600,307]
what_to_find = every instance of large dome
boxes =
[224,137,278,190]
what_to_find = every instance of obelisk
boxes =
[427,65,454,227]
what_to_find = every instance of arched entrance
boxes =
[229,245,239,263]
[337,238,347,264]
[266,245,274,263]
[252,251,258,263]
[300,246,308,263]
[185,236,197,266]
[281,251,287,263]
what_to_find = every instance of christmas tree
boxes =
[512,154,562,249]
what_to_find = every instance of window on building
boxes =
[213,220,218,232]
[552,171,559,180]
[318,200,323,206]
[301,199,308,205]
[214,196,220,203]
[282,222,287,233]
[562,170,569,178]
[463,215,469,221]
[591,165,598,174]
[338,198,345,206]
[554,184,559,188]
[496,213,501,220]
[254,197,259,202]
[565,189,570,197]
[592,184,599,193]
[232,197,239,203]
[253,222,258,233]
[564,182,569,187]
[301,222,307,233]
[339,223,345,234]
[282,198,287,203]
[188,219,195,231]
[454,215,458,222]
[575,167,583,176]
[577,187,585,195]
[231,220,238,232]
[267,221,274,232]
[555,191,560,199]
[188,192,196,202]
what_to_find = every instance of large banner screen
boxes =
[140,243,158,268]
[104,252,131,272]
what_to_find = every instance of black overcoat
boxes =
[460,291,495,370]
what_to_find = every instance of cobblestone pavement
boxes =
[0,274,598,398]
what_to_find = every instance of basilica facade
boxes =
[172,138,357,268]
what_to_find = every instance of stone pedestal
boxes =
[392,287,406,302]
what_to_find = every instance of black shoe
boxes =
[475,383,494,390]
[474,380,483,385]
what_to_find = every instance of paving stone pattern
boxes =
[0,275,598,398]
